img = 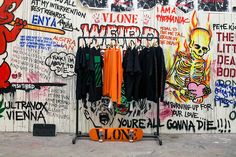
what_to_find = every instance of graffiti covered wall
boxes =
[0,0,235,133]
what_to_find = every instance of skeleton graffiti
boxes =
[167,12,212,104]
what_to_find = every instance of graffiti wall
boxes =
[0,0,235,134]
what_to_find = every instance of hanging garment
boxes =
[103,47,123,104]
[123,47,142,101]
[75,46,103,102]
[75,46,89,100]
[156,46,167,102]
[146,46,167,102]
[87,47,103,102]
[138,47,149,99]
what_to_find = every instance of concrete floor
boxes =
[0,132,235,157]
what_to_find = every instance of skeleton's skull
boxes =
[189,28,211,59]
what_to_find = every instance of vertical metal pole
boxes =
[76,100,79,136]
[157,100,159,136]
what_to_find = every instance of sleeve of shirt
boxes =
[126,48,133,74]
[159,47,167,102]
[147,47,154,76]
[117,48,123,104]
[134,48,141,73]
[103,49,109,96]
[88,48,95,71]
[75,47,81,73]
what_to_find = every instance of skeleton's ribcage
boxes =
[174,59,205,87]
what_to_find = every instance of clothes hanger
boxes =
[114,39,119,49]
[111,38,117,48]
[81,41,84,48]
[137,44,143,52]
[95,42,100,50]
[152,39,159,47]
[146,40,151,48]
[110,40,114,48]
[128,40,135,49]
[89,38,97,48]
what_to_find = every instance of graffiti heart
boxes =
[188,82,208,98]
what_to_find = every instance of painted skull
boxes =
[189,28,211,59]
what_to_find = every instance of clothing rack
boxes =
[72,36,162,145]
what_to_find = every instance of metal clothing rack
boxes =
[72,36,162,145]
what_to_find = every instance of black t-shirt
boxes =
[88,47,103,102]
[123,47,142,101]
[75,46,89,100]
[138,47,149,99]
[146,46,167,102]
[75,46,103,102]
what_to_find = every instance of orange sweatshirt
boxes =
[103,47,123,104]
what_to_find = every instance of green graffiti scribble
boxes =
[114,83,130,114]
[0,96,5,118]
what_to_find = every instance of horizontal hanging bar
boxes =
[78,36,159,39]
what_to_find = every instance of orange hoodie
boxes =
[103,47,123,104]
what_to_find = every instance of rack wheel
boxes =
[98,129,103,142]
[159,140,162,145]
[129,129,134,143]
[72,139,76,144]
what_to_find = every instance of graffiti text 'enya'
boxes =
[32,15,57,27]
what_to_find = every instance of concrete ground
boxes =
[0,132,235,157]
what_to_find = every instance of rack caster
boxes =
[129,129,134,143]
[155,136,162,146]
[98,129,103,142]
[72,138,76,144]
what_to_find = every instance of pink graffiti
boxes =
[159,102,172,121]
[187,82,206,98]
[211,59,220,75]
[92,13,101,23]
[143,14,151,25]
[27,73,48,98]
